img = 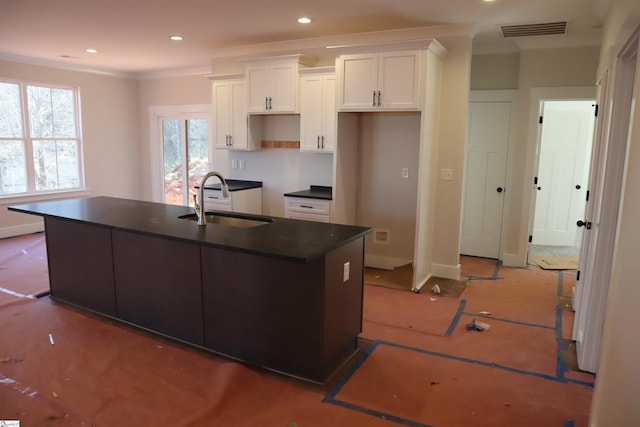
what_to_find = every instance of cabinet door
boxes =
[229,80,248,149]
[270,62,297,112]
[301,74,336,152]
[300,75,324,151]
[246,65,271,112]
[113,230,204,345]
[45,217,116,316]
[212,81,232,148]
[322,76,336,151]
[378,51,421,110]
[338,53,378,110]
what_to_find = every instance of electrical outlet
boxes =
[239,160,246,170]
[441,168,453,181]
[343,262,350,282]
[402,168,409,178]
[231,160,238,169]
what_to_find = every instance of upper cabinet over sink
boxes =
[242,54,317,114]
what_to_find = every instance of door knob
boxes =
[496,187,503,193]
[576,185,581,190]
[577,220,592,229]
[537,186,542,191]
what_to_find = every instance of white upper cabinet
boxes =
[210,75,255,150]
[299,67,336,153]
[243,54,316,114]
[337,50,421,111]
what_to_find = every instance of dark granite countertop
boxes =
[9,196,369,262]
[284,185,332,200]
[196,179,262,192]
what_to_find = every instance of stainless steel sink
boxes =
[178,212,273,228]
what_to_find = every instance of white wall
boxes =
[0,60,140,237]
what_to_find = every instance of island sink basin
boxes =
[178,212,274,228]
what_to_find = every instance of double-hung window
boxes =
[0,79,84,197]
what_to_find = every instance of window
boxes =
[0,79,84,197]
[162,118,209,206]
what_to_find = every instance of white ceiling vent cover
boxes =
[500,21,568,38]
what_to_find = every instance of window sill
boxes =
[1,189,93,206]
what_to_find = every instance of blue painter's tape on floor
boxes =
[445,299,466,337]
[558,271,565,297]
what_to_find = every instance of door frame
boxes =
[463,90,517,260]
[148,104,211,203]
[520,87,596,265]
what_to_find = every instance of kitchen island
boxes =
[9,196,371,383]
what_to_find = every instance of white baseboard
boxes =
[431,262,461,280]
[365,254,412,271]
[0,222,45,239]
[502,252,526,267]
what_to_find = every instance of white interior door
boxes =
[573,34,638,373]
[532,101,594,246]
[460,94,512,258]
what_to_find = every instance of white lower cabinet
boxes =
[203,187,262,214]
[284,197,331,223]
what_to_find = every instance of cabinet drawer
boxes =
[285,197,331,215]
[285,211,330,223]
[204,202,232,212]
[203,189,231,205]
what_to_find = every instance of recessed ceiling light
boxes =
[297,17,312,24]
[85,48,98,54]
[170,35,183,41]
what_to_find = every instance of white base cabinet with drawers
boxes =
[284,197,331,223]
[203,188,262,214]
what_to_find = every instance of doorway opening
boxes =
[529,99,596,263]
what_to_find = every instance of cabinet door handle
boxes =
[321,135,324,149]
[300,205,314,209]
[317,135,320,149]
[228,135,232,146]
[377,91,381,106]
[268,96,272,110]
[265,97,268,110]
[372,90,377,107]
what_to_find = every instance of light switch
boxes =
[402,168,409,178]
[441,168,453,181]
[343,262,350,282]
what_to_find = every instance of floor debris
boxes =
[466,318,491,331]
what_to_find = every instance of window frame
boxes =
[0,78,87,203]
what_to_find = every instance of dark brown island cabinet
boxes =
[9,196,371,384]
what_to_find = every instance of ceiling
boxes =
[1,0,608,78]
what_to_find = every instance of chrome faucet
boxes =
[194,171,229,226]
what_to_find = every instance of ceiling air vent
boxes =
[500,21,568,38]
